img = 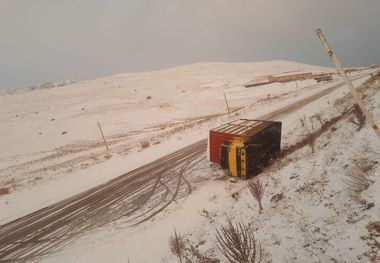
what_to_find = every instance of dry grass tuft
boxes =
[248,178,265,213]
[355,157,377,173]
[270,193,284,203]
[169,228,186,263]
[361,221,380,262]
[140,140,150,149]
[343,165,374,203]
[306,133,317,153]
[349,103,367,130]
[312,113,324,128]
[216,217,262,263]
[0,187,10,195]
[333,97,347,112]
[299,115,306,127]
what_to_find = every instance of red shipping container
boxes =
[209,119,281,163]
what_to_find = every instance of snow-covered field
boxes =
[0,61,379,262]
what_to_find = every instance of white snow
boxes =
[0,61,379,262]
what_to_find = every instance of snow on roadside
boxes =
[163,80,380,263]
[40,73,379,262]
[1,61,343,223]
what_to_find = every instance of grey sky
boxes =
[1,0,380,90]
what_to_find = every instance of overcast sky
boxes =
[1,0,380,90]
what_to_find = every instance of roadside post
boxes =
[97,121,110,151]
[224,93,231,114]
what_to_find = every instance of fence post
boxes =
[97,121,110,151]
[224,93,231,114]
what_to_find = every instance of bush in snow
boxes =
[343,165,374,204]
[140,140,150,149]
[0,187,10,195]
[169,228,186,263]
[349,103,367,131]
[248,178,265,213]
[216,217,262,263]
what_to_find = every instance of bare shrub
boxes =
[299,116,306,127]
[309,116,315,130]
[270,193,284,203]
[140,140,150,149]
[312,113,324,128]
[361,221,380,262]
[300,131,317,154]
[308,133,316,153]
[349,103,367,130]
[356,158,376,173]
[216,217,262,263]
[300,117,319,153]
[169,228,186,263]
[333,97,348,113]
[343,165,374,203]
[0,187,10,195]
[248,178,265,213]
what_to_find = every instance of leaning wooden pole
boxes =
[315,28,380,139]
[223,93,231,114]
[97,121,110,151]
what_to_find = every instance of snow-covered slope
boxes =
[42,72,380,263]
[0,60,333,197]
[0,61,331,157]
[0,60,378,262]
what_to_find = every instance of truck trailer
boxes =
[209,119,282,179]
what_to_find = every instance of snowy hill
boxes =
[0,60,378,262]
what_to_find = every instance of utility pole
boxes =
[97,121,110,151]
[223,93,231,114]
[315,28,380,139]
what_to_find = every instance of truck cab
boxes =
[220,140,260,179]
[210,119,282,179]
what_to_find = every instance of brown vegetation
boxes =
[349,103,367,130]
[248,178,265,213]
[169,228,186,263]
[0,187,10,195]
[312,113,324,128]
[343,165,374,204]
[306,133,317,154]
[169,228,219,263]
[361,221,380,262]
[299,116,306,127]
[140,140,150,149]
[216,217,262,263]
[280,106,354,158]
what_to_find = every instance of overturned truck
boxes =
[209,119,282,179]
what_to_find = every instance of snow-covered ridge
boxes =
[2,60,332,95]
